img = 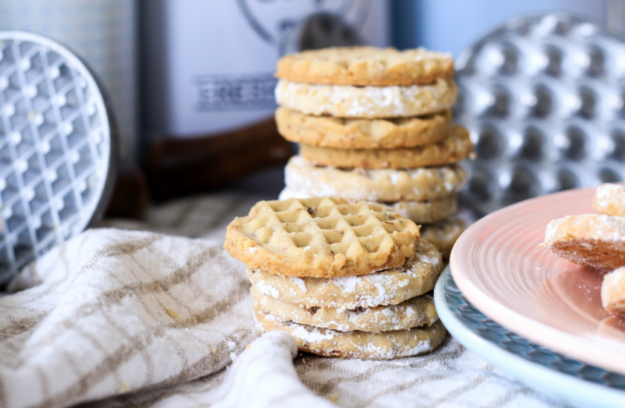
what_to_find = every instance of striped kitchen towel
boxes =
[0,229,260,408]
[0,220,562,407]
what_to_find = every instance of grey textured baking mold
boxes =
[0,31,117,285]
[455,13,625,217]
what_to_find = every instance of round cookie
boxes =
[299,125,472,169]
[254,305,447,360]
[279,187,457,224]
[224,197,420,278]
[542,214,625,271]
[602,267,625,316]
[420,216,467,259]
[594,183,625,216]
[252,286,438,332]
[284,155,467,202]
[275,107,451,149]
[275,78,456,118]
[248,240,442,309]
[275,46,454,86]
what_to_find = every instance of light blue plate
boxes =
[435,266,625,408]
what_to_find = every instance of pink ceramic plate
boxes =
[451,186,625,375]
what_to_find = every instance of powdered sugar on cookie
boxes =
[284,156,467,202]
[543,214,625,271]
[252,287,437,332]
[275,79,457,119]
[254,304,446,360]
[247,240,443,309]
[594,183,625,217]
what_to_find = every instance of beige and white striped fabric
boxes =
[0,191,563,407]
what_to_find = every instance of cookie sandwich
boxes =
[274,46,473,259]
[225,197,446,359]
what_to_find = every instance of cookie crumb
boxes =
[117,381,131,393]
[166,309,180,319]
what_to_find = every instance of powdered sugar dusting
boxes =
[256,282,279,299]
[333,276,359,293]
[545,219,560,243]
[289,277,307,293]
[290,325,336,342]
[416,252,440,267]
[250,241,442,309]
[284,155,466,202]
[276,79,455,118]
[596,183,623,203]
[545,214,625,244]
[399,339,432,357]
[278,188,311,200]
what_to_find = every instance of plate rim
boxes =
[435,266,625,408]
[450,186,625,375]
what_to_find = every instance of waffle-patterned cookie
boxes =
[275,46,454,86]
[299,125,473,169]
[225,197,420,278]
[602,267,625,316]
[252,287,437,332]
[275,107,451,149]
[420,216,467,259]
[254,305,446,360]
[247,240,442,309]
[284,156,467,202]
[542,214,625,271]
[279,188,457,224]
[275,79,456,118]
[594,184,625,217]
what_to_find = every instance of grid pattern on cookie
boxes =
[456,14,625,216]
[245,197,419,260]
[0,32,113,284]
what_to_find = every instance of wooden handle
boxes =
[146,118,293,201]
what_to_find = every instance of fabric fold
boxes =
[1,229,257,408]
[0,221,561,408]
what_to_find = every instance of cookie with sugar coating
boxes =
[594,183,625,216]
[247,239,442,309]
[602,267,625,315]
[254,305,447,360]
[284,155,467,202]
[542,214,625,271]
[275,78,456,119]
[252,286,438,333]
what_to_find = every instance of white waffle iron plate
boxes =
[0,31,117,285]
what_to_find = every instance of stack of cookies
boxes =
[224,197,446,359]
[274,47,473,259]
